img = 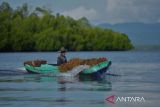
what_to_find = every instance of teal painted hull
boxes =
[24,61,111,75]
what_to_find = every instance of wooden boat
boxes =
[24,60,112,76]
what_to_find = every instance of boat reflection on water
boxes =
[26,72,113,92]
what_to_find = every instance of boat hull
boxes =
[79,61,111,80]
[24,61,112,76]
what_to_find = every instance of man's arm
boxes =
[57,56,61,65]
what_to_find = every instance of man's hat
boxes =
[58,47,67,53]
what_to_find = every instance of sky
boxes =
[0,0,160,24]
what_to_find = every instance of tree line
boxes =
[0,2,133,52]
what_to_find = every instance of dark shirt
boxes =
[57,55,67,65]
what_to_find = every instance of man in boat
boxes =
[57,47,67,65]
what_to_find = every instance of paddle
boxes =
[106,73,120,76]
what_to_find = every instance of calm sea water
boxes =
[0,50,160,107]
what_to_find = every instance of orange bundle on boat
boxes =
[24,60,47,67]
[59,57,107,72]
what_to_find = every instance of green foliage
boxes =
[0,2,133,52]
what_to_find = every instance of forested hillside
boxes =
[0,2,133,52]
